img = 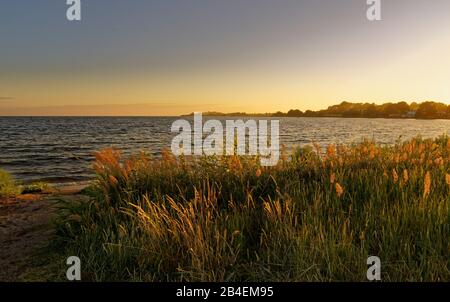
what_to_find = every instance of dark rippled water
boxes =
[1,117,449,183]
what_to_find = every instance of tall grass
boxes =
[58,136,450,281]
[0,169,20,198]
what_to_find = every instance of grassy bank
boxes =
[57,136,450,281]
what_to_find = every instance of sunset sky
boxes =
[1,0,450,116]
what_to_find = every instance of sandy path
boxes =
[0,185,88,281]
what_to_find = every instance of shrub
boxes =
[21,182,51,194]
[0,169,20,198]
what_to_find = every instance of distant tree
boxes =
[272,111,285,117]
[304,110,315,117]
[342,109,362,117]
[416,102,439,119]
[287,109,303,117]
[410,102,420,111]
[382,102,410,116]
[434,102,448,115]
[316,110,329,117]
[396,102,411,114]
[364,104,380,118]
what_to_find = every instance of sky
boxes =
[1,0,450,116]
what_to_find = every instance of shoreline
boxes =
[51,181,91,194]
[0,180,91,281]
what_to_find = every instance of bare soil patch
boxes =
[0,185,89,281]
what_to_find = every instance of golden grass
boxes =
[57,135,450,281]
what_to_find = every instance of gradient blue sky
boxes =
[1,0,450,115]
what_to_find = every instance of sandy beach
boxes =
[0,183,89,281]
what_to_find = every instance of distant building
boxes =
[405,111,416,118]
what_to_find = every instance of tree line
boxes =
[193,101,450,119]
[279,101,450,119]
